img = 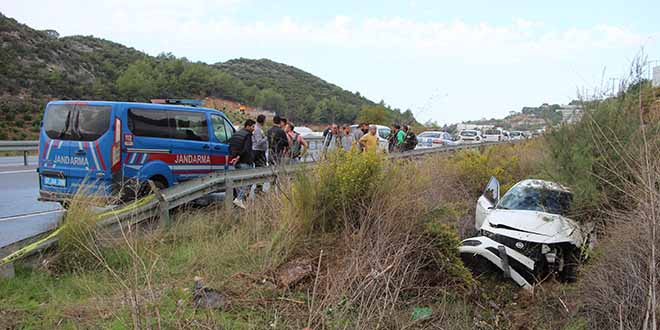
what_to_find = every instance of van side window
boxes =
[211,115,232,143]
[128,109,171,139]
[171,111,208,141]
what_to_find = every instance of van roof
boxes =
[47,100,224,115]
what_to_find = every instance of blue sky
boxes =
[3,0,659,124]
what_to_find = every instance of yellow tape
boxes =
[0,194,156,267]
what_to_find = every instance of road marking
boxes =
[0,209,65,222]
[0,169,36,175]
[0,162,34,167]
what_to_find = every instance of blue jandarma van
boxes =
[38,100,236,204]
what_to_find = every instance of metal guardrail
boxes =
[0,139,511,273]
[0,140,39,166]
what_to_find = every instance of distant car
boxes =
[350,124,391,151]
[459,178,595,289]
[416,131,456,148]
[458,130,482,144]
[509,131,525,140]
[293,126,313,135]
[482,128,506,142]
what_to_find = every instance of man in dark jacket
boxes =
[266,116,288,165]
[402,125,418,151]
[229,119,255,209]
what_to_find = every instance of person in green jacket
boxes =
[394,124,406,151]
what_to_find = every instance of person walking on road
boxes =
[229,119,256,209]
[359,125,379,152]
[252,115,268,192]
[285,123,308,163]
[267,116,288,165]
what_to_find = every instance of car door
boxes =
[209,113,234,171]
[475,176,500,230]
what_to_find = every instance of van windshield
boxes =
[44,104,112,141]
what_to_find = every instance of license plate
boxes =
[44,176,66,187]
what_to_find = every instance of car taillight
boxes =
[111,118,121,172]
[432,139,443,144]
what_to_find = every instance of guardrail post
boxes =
[148,180,171,229]
[23,150,28,166]
[0,247,15,279]
[224,178,234,219]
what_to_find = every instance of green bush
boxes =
[450,140,544,196]
[544,81,660,214]
[424,209,475,287]
[300,148,385,231]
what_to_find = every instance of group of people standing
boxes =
[227,115,309,209]
[227,116,417,209]
[320,122,379,154]
[320,122,418,154]
[387,124,418,153]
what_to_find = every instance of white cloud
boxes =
[2,1,657,124]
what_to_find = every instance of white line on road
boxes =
[0,209,65,222]
[0,162,34,167]
[0,169,36,175]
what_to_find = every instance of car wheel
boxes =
[559,248,579,283]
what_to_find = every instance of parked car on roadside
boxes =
[509,131,526,140]
[482,128,506,142]
[293,126,314,135]
[458,130,482,144]
[459,177,595,289]
[416,131,456,148]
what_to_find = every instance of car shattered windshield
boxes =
[497,185,572,216]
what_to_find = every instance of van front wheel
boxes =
[138,178,167,198]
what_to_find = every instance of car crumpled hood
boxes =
[485,209,586,245]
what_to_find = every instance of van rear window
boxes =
[44,104,112,141]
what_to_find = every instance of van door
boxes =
[167,110,212,180]
[41,103,114,197]
[209,114,234,171]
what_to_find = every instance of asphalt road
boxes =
[0,158,63,248]
[0,142,320,248]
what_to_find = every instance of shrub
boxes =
[298,148,384,231]
[449,140,545,196]
[423,209,475,287]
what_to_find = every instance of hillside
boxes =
[0,13,415,139]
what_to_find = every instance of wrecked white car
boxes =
[459,177,594,289]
